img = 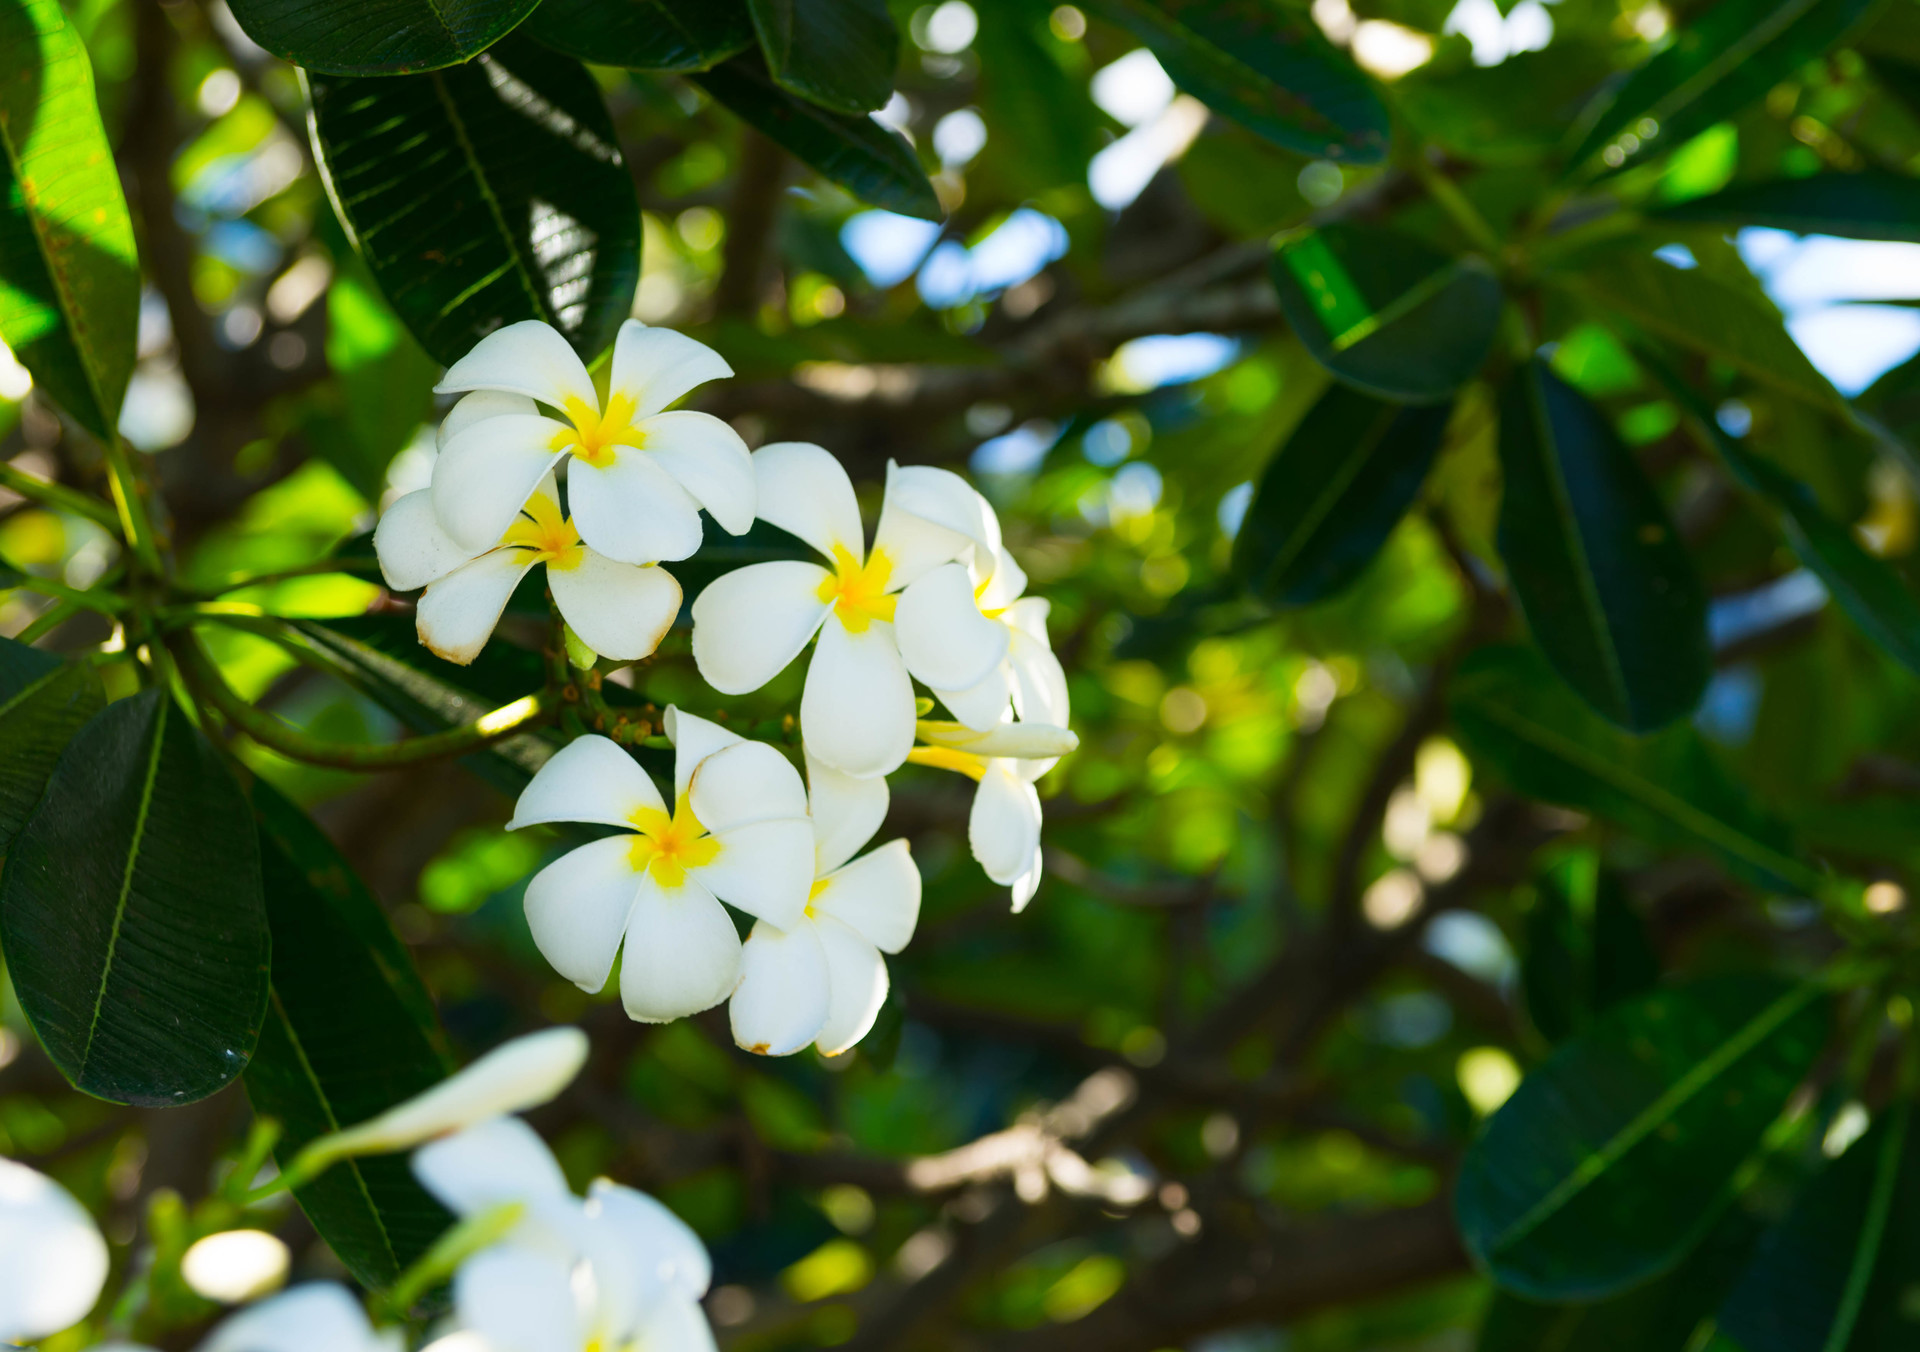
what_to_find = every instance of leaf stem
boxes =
[1408,150,1502,258]
[377,1202,526,1318]
[0,461,121,529]
[5,571,126,615]
[181,556,382,599]
[100,434,165,576]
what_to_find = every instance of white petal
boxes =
[431,413,569,553]
[415,548,537,666]
[1007,614,1070,727]
[695,818,816,929]
[410,1118,571,1219]
[569,450,706,565]
[730,920,831,1056]
[0,1158,108,1342]
[807,753,888,875]
[202,1284,388,1352]
[919,719,1077,759]
[437,319,598,411]
[1010,845,1044,913]
[663,707,744,800]
[812,916,889,1057]
[813,840,920,953]
[611,321,734,419]
[690,561,832,696]
[551,554,681,662]
[690,740,809,833]
[800,616,915,779]
[751,442,863,559]
[971,761,1043,887]
[871,461,989,588]
[639,411,754,536]
[453,1248,583,1352]
[510,734,667,830]
[934,662,1014,732]
[894,562,1009,693]
[631,1291,718,1352]
[619,876,743,1022]
[584,1179,712,1299]
[524,837,644,992]
[375,489,479,591]
[438,389,539,450]
[319,1028,589,1156]
[977,542,1028,611]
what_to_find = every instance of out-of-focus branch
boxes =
[713,130,788,318]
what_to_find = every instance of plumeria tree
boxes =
[7,0,1920,1348]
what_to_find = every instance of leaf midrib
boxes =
[78,697,166,1078]
[427,66,548,325]
[1255,402,1398,591]
[1824,1100,1908,1352]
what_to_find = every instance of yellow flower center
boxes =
[803,875,830,919]
[906,745,988,781]
[498,490,586,571]
[551,392,644,468]
[627,791,721,888]
[816,543,897,633]
[975,576,1010,620]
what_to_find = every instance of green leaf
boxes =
[0,644,102,852]
[245,781,453,1288]
[746,0,898,114]
[1566,0,1879,177]
[0,0,140,440]
[1521,857,1660,1046]
[973,3,1102,195]
[1658,170,1920,242]
[1088,0,1389,163]
[1232,382,1450,604]
[1456,973,1829,1301]
[695,56,940,221]
[226,0,538,74]
[1450,645,1821,894]
[0,690,269,1106]
[1718,1104,1920,1352]
[300,271,439,501]
[307,36,642,367]
[525,0,753,70]
[1496,358,1710,732]
[1271,224,1502,403]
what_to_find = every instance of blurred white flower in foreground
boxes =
[509,713,814,1022]
[199,1283,402,1352]
[731,756,921,1057]
[377,469,680,666]
[0,1156,109,1343]
[909,719,1077,910]
[430,320,752,563]
[691,443,1004,778]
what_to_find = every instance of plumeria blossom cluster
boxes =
[371,321,1077,1057]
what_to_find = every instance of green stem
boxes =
[15,599,80,644]
[100,434,165,576]
[1410,152,1502,257]
[170,631,555,770]
[183,556,381,599]
[5,571,126,615]
[0,462,121,530]
[377,1202,527,1318]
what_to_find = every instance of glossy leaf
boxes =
[1567,0,1879,176]
[695,56,940,221]
[1659,170,1920,242]
[0,642,102,852]
[0,0,140,440]
[225,0,539,75]
[525,0,753,71]
[973,2,1103,194]
[1521,858,1660,1046]
[746,0,898,114]
[1233,383,1450,604]
[1450,646,1820,894]
[0,691,269,1106]
[1496,359,1710,732]
[1090,0,1388,162]
[1271,224,1501,403]
[1456,973,1829,1300]
[245,781,453,1288]
[307,37,641,367]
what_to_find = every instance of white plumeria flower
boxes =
[690,443,1008,778]
[0,1157,109,1343]
[509,712,815,1023]
[414,1118,716,1352]
[909,719,1078,911]
[199,1283,403,1352]
[731,756,920,1057]
[430,320,752,565]
[377,467,680,666]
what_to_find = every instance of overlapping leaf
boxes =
[1521,859,1660,1046]
[0,639,101,852]
[225,0,540,75]
[746,0,898,114]
[1659,170,1920,242]
[526,0,754,71]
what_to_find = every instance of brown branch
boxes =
[713,130,788,318]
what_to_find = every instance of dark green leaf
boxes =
[1659,171,1920,242]
[746,0,898,114]
[300,271,439,501]
[1859,347,1920,456]
[0,632,58,695]
[307,36,641,367]
[0,645,102,851]
[1567,0,1879,176]
[973,2,1102,194]
[1089,0,1388,162]
[1232,382,1450,604]
[1496,359,1710,732]
[0,0,140,440]
[245,781,453,1288]
[1456,973,1829,1300]
[1450,645,1820,894]
[525,0,753,71]
[0,691,269,1106]
[1271,224,1502,403]
[1522,858,1660,1045]
[226,0,538,75]
[695,56,940,221]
